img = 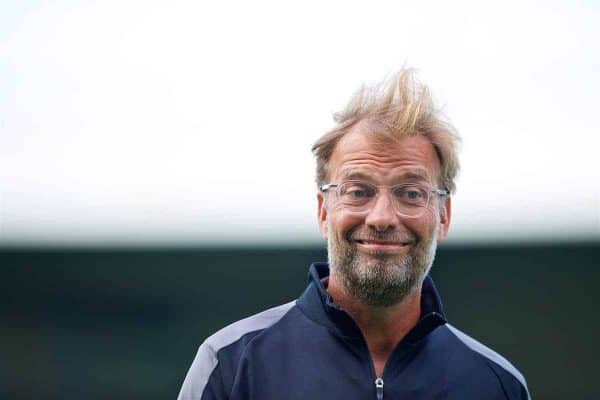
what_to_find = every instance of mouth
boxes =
[353,239,412,253]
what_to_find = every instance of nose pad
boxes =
[365,191,398,231]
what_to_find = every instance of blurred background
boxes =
[1,1,598,399]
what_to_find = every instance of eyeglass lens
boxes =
[336,181,431,217]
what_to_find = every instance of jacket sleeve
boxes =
[178,341,229,400]
[486,359,531,400]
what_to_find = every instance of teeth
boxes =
[354,239,409,245]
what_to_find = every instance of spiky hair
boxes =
[312,69,460,193]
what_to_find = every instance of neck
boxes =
[326,274,422,376]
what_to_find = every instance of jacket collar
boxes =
[296,262,447,343]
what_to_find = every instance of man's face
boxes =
[317,127,451,307]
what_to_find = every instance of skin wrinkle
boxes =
[333,141,439,187]
[337,169,432,186]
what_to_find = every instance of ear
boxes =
[317,192,328,240]
[436,196,452,242]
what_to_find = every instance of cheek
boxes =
[403,212,439,238]
[330,211,365,238]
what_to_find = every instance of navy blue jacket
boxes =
[178,263,530,399]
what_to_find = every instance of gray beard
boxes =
[327,221,438,308]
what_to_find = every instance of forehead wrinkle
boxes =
[328,130,441,185]
[337,166,433,184]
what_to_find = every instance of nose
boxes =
[364,191,399,232]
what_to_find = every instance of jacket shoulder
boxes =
[178,301,296,400]
[205,301,296,351]
[445,324,531,400]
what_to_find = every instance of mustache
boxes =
[348,229,416,243]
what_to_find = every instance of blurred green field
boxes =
[1,242,597,399]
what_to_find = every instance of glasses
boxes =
[320,180,449,218]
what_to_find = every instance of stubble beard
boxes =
[327,220,439,308]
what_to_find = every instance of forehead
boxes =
[328,127,441,183]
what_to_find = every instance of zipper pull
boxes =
[375,377,384,400]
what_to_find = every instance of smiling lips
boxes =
[354,239,413,253]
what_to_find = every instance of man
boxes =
[178,69,530,399]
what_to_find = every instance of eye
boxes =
[348,187,368,199]
[339,182,376,202]
[394,185,428,205]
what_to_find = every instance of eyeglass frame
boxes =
[319,180,450,219]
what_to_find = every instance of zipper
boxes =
[375,377,384,400]
[335,313,386,400]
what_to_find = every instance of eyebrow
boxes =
[395,170,431,183]
[338,169,432,184]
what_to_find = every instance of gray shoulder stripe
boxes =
[178,301,296,400]
[446,324,530,399]
[205,300,296,351]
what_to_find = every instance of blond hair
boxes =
[312,69,460,193]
